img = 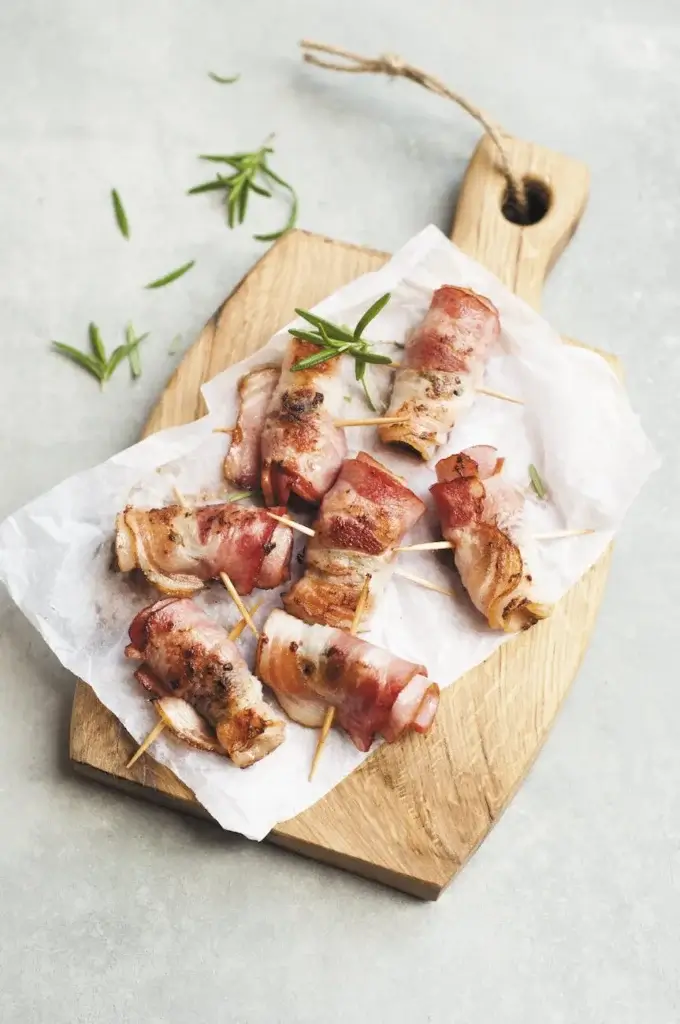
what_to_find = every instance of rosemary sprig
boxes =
[188,139,298,241]
[529,464,548,500]
[52,323,148,388]
[208,71,240,84]
[111,189,129,239]
[289,293,393,410]
[144,260,195,289]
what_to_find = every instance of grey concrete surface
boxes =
[0,1,678,1021]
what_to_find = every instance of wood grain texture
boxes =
[70,134,617,900]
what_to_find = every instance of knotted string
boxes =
[300,40,526,212]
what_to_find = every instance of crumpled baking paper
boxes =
[0,226,659,840]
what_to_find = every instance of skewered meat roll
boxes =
[223,365,280,490]
[115,502,293,597]
[126,597,286,767]
[430,445,551,632]
[284,452,425,629]
[379,286,500,460]
[260,338,347,506]
[256,608,439,752]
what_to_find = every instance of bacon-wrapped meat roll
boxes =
[283,452,426,629]
[115,502,293,597]
[257,608,439,751]
[260,338,347,506]
[379,286,500,460]
[223,365,280,490]
[430,445,551,632]
[126,598,286,767]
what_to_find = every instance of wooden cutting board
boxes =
[70,135,618,900]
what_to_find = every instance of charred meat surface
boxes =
[380,286,500,460]
[284,452,426,629]
[126,597,285,767]
[431,445,552,632]
[115,502,293,596]
[257,608,439,752]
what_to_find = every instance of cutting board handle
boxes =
[451,134,590,310]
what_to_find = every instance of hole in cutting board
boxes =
[501,178,551,226]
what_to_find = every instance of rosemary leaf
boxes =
[88,322,107,365]
[288,328,349,351]
[144,260,195,289]
[125,323,148,379]
[529,464,548,500]
[360,373,377,412]
[200,154,245,167]
[291,344,352,372]
[293,309,356,345]
[237,180,249,223]
[52,342,104,382]
[104,344,130,380]
[208,71,240,84]
[249,182,272,198]
[253,181,298,242]
[111,189,130,239]
[354,292,391,338]
[355,350,394,365]
[187,177,230,195]
[226,187,238,229]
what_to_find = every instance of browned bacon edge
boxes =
[256,608,440,752]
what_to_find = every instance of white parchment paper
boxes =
[0,226,658,839]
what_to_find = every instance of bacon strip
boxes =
[284,452,426,629]
[430,446,551,632]
[256,608,439,752]
[115,502,293,596]
[126,598,285,767]
[223,366,280,490]
[260,338,347,506]
[379,286,500,460]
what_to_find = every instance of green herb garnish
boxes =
[288,294,393,409]
[52,323,148,388]
[228,490,253,502]
[144,260,195,289]
[111,189,129,239]
[529,464,547,500]
[125,323,148,379]
[208,71,240,84]
[188,139,298,241]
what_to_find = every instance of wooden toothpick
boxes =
[217,416,408,435]
[333,416,408,428]
[124,601,262,769]
[396,540,452,553]
[397,529,595,553]
[393,569,457,599]
[266,511,316,536]
[477,386,524,406]
[308,574,372,781]
[126,719,166,769]
[219,572,259,637]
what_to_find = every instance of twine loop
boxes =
[300,39,525,211]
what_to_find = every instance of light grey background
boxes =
[0,1,677,1022]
